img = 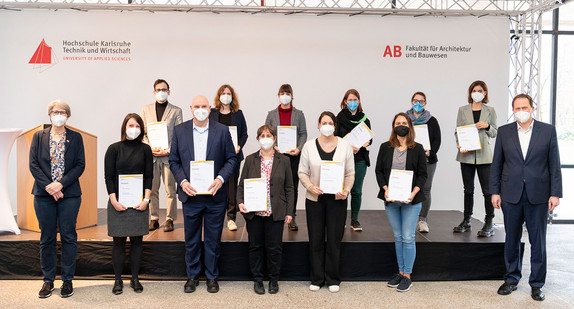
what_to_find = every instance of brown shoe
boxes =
[164,219,174,232]
[149,220,159,231]
[288,217,298,231]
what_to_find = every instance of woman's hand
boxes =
[457,145,469,154]
[336,190,349,200]
[235,145,241,154]
[239,203,249,213]
[308,185,324,196]
[352,146,360,154]
[112,200,127,212]
[383,186,395,202]
[45,181,63,195]
[289,148,300,156]
[134,200,148,211]
[475,121,489,130]
[285,215,293,225]
[401,192,417,204]
[52,191,64,201]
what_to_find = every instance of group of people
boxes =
[29,79,561,302]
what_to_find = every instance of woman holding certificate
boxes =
[375,112,427,292]
[104,113,153,295]
[454,80,497,237]
[334,89,372,232]
[265,84,307,231]
[237,124,294,295]
[209,84,248,231]
[299,111,355,293]
[406,92,441,233]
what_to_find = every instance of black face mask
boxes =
[394,125,409,137]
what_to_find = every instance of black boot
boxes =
[477,217,494,237]
[453,217,471,233]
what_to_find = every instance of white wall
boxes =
[0,11,509,223]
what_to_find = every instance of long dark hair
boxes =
[120,113,145,143]
[388,112,416,149]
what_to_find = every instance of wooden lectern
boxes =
[17,124,97,232]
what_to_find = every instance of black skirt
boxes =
[107,200,149,237]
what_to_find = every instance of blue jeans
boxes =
[385,202,421,274]
[34,196,81,282]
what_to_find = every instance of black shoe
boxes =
[396,276,412,292]
[149,220,159,231]
[184,279,199,293]
[351,220,363,231]
[206,279,219,293]
[164,219,174,232]
[453,218,471,233]
[60,280,74,298]
[288,218,298,231]
[387,273,403,288]
[497,282,518,295]
[269,281,279,294]
[130,278,143,293]
[531,287,545,301]
[112,279,123,295]
[38,282,54,298]
[254,281,265,295]
[477,217,494,237]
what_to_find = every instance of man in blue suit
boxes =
[169,95,237,293]
[490,94,562,301]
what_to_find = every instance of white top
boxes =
[517,120,534,160]
[193,121,209,161]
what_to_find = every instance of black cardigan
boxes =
[209,108,248,162]
[375,141,427,205]
[424,116,441,164]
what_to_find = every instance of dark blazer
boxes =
[375,141,427,205]
[237,150,294,221]
[424,116,442,164]
[29,127,85,197]
[169,119,238,204]
[209,108,248,161]
[490,120,562,204]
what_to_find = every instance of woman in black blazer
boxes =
[375,112,427,293]
[29,100,85,299]
[209,84,248,231]
[237,124,294,295]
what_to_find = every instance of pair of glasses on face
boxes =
[51,111,67,116]
[412,100,426,104]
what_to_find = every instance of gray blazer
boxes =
[455,103,498,165]
[265,106,307,151]
[140,101,183,163]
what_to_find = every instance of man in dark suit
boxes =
[169,95,237,293]
[490,94,562,301]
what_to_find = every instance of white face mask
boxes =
[471,92,485,103]
[219,94,232,105]
[258,137,274,150]
[155,91,168,102]
[126,127,141,140]
[193,108,209,122]
[515,110,532,123]
[279,95,292,105]
[320,124,335,137]
[51,114,67,127]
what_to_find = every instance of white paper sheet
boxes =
[146,121,169,150]
[277,126,297,153]
[243,178,268,212]
[387,169,414,202]
[118,174,143,208]
[343,122,374,148]
[189,160,214,195]
[229,126,238,149]
[456,124,482,151]
[319,161,345,194]
[414,124,431,150]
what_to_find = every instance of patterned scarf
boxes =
[406,108,432,125]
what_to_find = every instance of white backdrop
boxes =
[0,10,509,224]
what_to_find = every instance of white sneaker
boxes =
[328,285,340,293]
[227,220,237,231]
[417,220,429,233]
[309,284,320,291]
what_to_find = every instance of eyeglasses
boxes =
[51,111,67,116]
[155,88,168,92]
[412,100,426,104]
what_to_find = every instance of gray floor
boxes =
[0,225,572,308]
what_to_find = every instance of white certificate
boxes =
[343,122,374,148]
[146,121,169,150]
[189,161,214,195]
[229,126,239,149]
[456,124,482,151]
[118,174,143,208]
[387,170,414,202]
[243,178,268,212]
[277,126,297,153]
[414,124,431,150]
[319,161,345,194]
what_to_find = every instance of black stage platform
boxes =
[0,210,512,281]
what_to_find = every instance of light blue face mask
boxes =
[412,101,424,113]
[347,100,359,112]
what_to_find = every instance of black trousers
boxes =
[305,195,347,286]
[460,163,494,219]
[286,154,300,215]
[245,215,285,282]
[112,236,143,280]
[226,168,239,221]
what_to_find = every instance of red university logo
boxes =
[29,39,58,72]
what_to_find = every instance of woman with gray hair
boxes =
[29,100,85,299]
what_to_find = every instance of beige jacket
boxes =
[298,137,355,202]
[455,103,498,165]
[140,102,183,163]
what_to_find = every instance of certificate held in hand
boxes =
[229,126,239,149]
[118,174,143,208]
[189,161,214,195]
[387,169,414,202]
[243,178,268,212]
[343,122,374,148]
[320,161,344,194]
[277,126,297,153]
[413,124,431,150]
[456,124,481,151]
[146,121,169,150]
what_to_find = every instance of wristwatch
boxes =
[143,198,150,204]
